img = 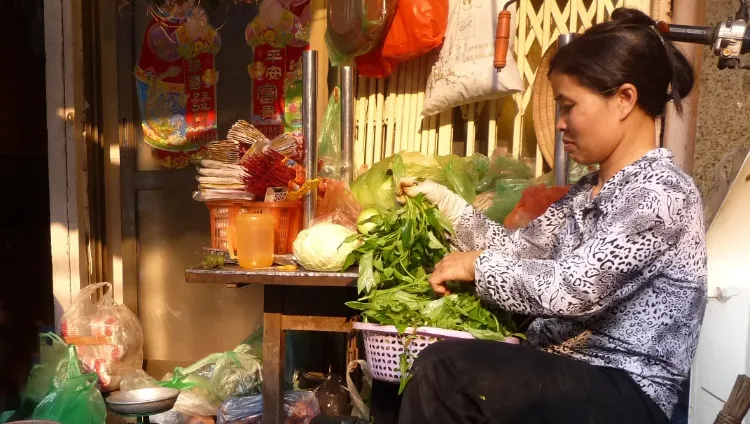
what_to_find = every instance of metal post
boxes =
[554,33,576,186]
[340,66,355,183]
[302,50,318,228]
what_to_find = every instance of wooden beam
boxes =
[281,315,351,333]
[98,0,124,303]
[262,286,285,424]
[662,0,706,174]
[45,0,89,319]
[310,0,329,130]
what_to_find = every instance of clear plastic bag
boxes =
[31,345,107,424]
[216,391,321,424]
[325,0,398,66]
[313,179,363,232]
[318,88,342,180]
[120,369,220,418]
[60,282,143,391]
[166,344,263,404]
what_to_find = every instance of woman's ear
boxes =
[615,83,638,120]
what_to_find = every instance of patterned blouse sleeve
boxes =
[452,198,569,259]
[474,185,688,317]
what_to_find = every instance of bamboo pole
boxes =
[402,59,416,152]
[374,78,385,162]
[355,75,368,172]
[384,67,399,157]
[365,78,377,167]
[394,63,408,153]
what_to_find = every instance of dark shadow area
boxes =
[0,0,54,413]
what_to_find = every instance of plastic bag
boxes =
[60,282,143,392]
[476,156,534,194]
[325,0,398,66]
[482,179,533,224]
[355,45,397,78]
[32,345,107,424]
[382,0,448,61]
[0,333,72,422]
[312,375,349,416]
[350,152,475,211]
[313,179,363,231]
[168,344,263,403]
[422,0,522,116]
[346,360,372,419]
[216,391,321,424]
[120,369,220,418]
[503,184,570,230]
[318,88,342,180]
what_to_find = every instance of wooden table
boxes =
[186,265,358,424]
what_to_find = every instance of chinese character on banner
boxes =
[246,0,311,139]
[135,2,221,168]
[134,3,221,169]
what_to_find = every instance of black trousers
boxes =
[371,340,670,424]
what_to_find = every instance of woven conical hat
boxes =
[532,41,559,167]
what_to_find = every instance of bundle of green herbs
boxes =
[342,194,518,341]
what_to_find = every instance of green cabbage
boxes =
[293,223,360,271]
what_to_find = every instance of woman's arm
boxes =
[474,186,692,317]
[452,199,569,259]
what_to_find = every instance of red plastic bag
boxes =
[355,45,397,78]
[504,185,570,230]
[382,0,449,61]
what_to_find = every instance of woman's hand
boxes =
[429,251,483,295]
[396,177,468,224]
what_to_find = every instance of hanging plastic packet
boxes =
[325,0,398,66]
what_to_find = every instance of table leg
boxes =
[262,285,285,424]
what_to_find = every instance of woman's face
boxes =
[549,72,623,165]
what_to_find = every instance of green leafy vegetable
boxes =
[343,196,520,391]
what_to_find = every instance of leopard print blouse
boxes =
[454,149,707,416]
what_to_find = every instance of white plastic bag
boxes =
[346,360,372,419]
[422,0,523,116]
[60,282,143,391]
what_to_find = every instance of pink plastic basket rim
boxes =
[352,322,476,340]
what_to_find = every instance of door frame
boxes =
[44,0,90,323]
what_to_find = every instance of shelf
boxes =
[185,264,358,288]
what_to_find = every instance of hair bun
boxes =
[610,8,656,27]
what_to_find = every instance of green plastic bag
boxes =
[32,345,106,424]
[0,333,73,423]
[318,88,342,180]
[164,343,263,403]
[474,155,534,194]
[350,153,477,211]
[483,179,533,224]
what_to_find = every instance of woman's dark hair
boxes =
[548,8,694,117]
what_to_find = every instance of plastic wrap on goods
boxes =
[217,390,321,424]
[60,282,144,392]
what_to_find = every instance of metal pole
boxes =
[554,33,576,186]
[302,50,318,228]
[340,66,355,183]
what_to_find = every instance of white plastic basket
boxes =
[353,322,476,383]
